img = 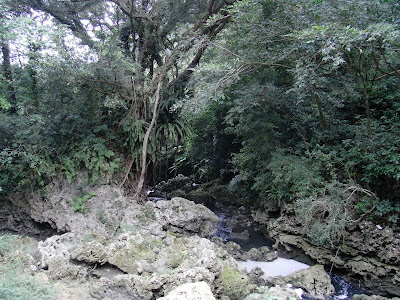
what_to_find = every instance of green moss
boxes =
[166,241,186,269]
[219,263,252,300]
[109,239,158,273]
[137,206,156,224]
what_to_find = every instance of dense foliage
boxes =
[0,0,233,193]
[0,0,399,241]
[182,0,400,236]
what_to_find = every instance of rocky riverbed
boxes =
[1,178,399,299]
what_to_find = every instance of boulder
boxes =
[89,274,154,300]
[215,263,255,300]
[35,233,89,280]
[185,189,215,207]
[248,267,266,286]
[150,197,218,237]
[28,184,130,238]
[243,285,304,300]
[35,229,246,299]
[246,247,277,262]
[220,241,247,261]
[157,281,215,300]
[152,174,193,197]
[284,265,334,299]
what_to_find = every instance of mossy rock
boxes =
[108,238,158,273]
[166,246,185,269]
[217,263,254,300]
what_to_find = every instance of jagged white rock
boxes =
[157,281,215,300]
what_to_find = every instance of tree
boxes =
[183,0,400,222]
[11,0,236,195]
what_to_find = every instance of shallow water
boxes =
[212,207,370,300]
[147,195,370,299]
[237,258,310,278]
[213,210,274,251]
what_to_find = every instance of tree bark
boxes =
[136,80,162,195]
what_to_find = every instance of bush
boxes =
[59,136,121,185]
[294,182,380,247]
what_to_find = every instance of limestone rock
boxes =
[29,184,129,238]
[38,230,241,299]
[27,182,218,241]
[215,263,255,300]
[352,295,400,300]
[248,267,266,286]
[157,281,215,300]
[247,247,277,262]
[36,233,76,269]
[71,241,109,264]
[284,265,334,299]
[185,189,214,207]
[151,197,218,237]
[260,201,400,297]
[244,285,303,300]
[90,274,154,300]
[160,174,192,192]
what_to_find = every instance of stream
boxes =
[148,194,369,299]
[212,207,369,300]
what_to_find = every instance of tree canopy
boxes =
[1,0,399,230]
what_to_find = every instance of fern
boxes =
[59,136,121,185]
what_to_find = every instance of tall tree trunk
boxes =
[1,40,16,113]
[136,81,162,195]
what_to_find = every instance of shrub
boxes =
[71,191,96,213]
[60,136,121,185]
[295,182,381,247]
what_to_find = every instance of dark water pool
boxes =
[330,274,370,299]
